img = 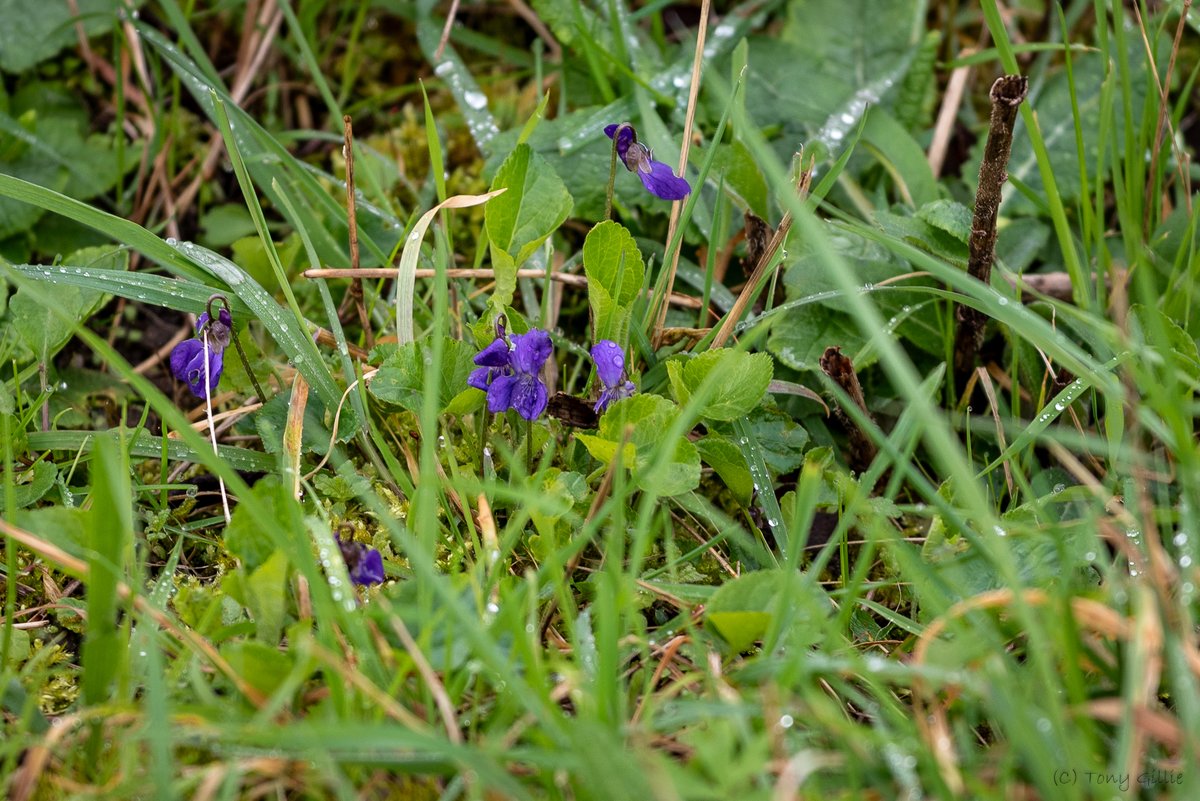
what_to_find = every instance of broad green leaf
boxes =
[707,140,769,219]
[486,144,573,308]
[862,108,937,208]
[245,549,290,644]
[199,204,259,249]
[582,221,644,342]
[0,86,129,237]
[668,349,773,421]
[255,392,341,456]
[874,209,969,264]
[744,407,810,475]
[744,0,924,157]
[0,0,127,72]
[369,338,477,415]
[575,394,699,496]
[529,469,589,554]
[917,199,972,244]
[695,435,753,504]
[225,480,290,573]
[219,641,294,698]
[8,283,87,363]
[768,222,934,370]
[769,305,866,373]
[704,568,831,653]
[12,507,88,566]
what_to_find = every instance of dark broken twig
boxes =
[953,74,1028,374]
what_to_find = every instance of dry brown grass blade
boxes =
[1084,699,1184,751]
[631,635,690,724]
[975,367,1014,496]
[379,601,464,745]
[651,0,711,344]
[337,115,374,348]
[306,267,704,310]
[305,640,431,731]
[710,164,809,349]
[283,373,310,500]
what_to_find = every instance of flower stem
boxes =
[230,330,267,405]
[526,417,533,473]
[604,123,633,221]
[202,330,232,525]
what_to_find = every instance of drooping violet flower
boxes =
[487,329,552,420]
[170,302,233,400]
[337,535,385,586]
[591,340,636,412]
[604,123,691,201]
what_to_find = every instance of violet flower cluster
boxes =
[604,123,691,201]
[469,319,637,420]
[469,319,554,421]
[170,300,233,400]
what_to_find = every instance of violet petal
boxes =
[510,330,552,375]
[604,124,635,163]
[487,373,517,413]
[590,340,626,389]
[170,339,203,384]
[638,159,691,201]
[468,366,494,391]
[510,374,549,420]
[350,547,385,585]
[473,337,511,368]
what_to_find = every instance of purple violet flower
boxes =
[486,329,552,420]
[468,336,512,392]
[169,307,233,399]
[591,340,636,412]
[337,535,385,586]
[604,123,691,201]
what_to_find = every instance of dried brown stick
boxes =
[337,115,374,349]
[305,267,704,310]
[434,0,461,61]
[710,163,810,349]
[819,347,877,474]
[650,0,711,346]
[953,75,1028,373]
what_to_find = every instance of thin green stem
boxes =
[605,123,634,221]
[230,330,267,406]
